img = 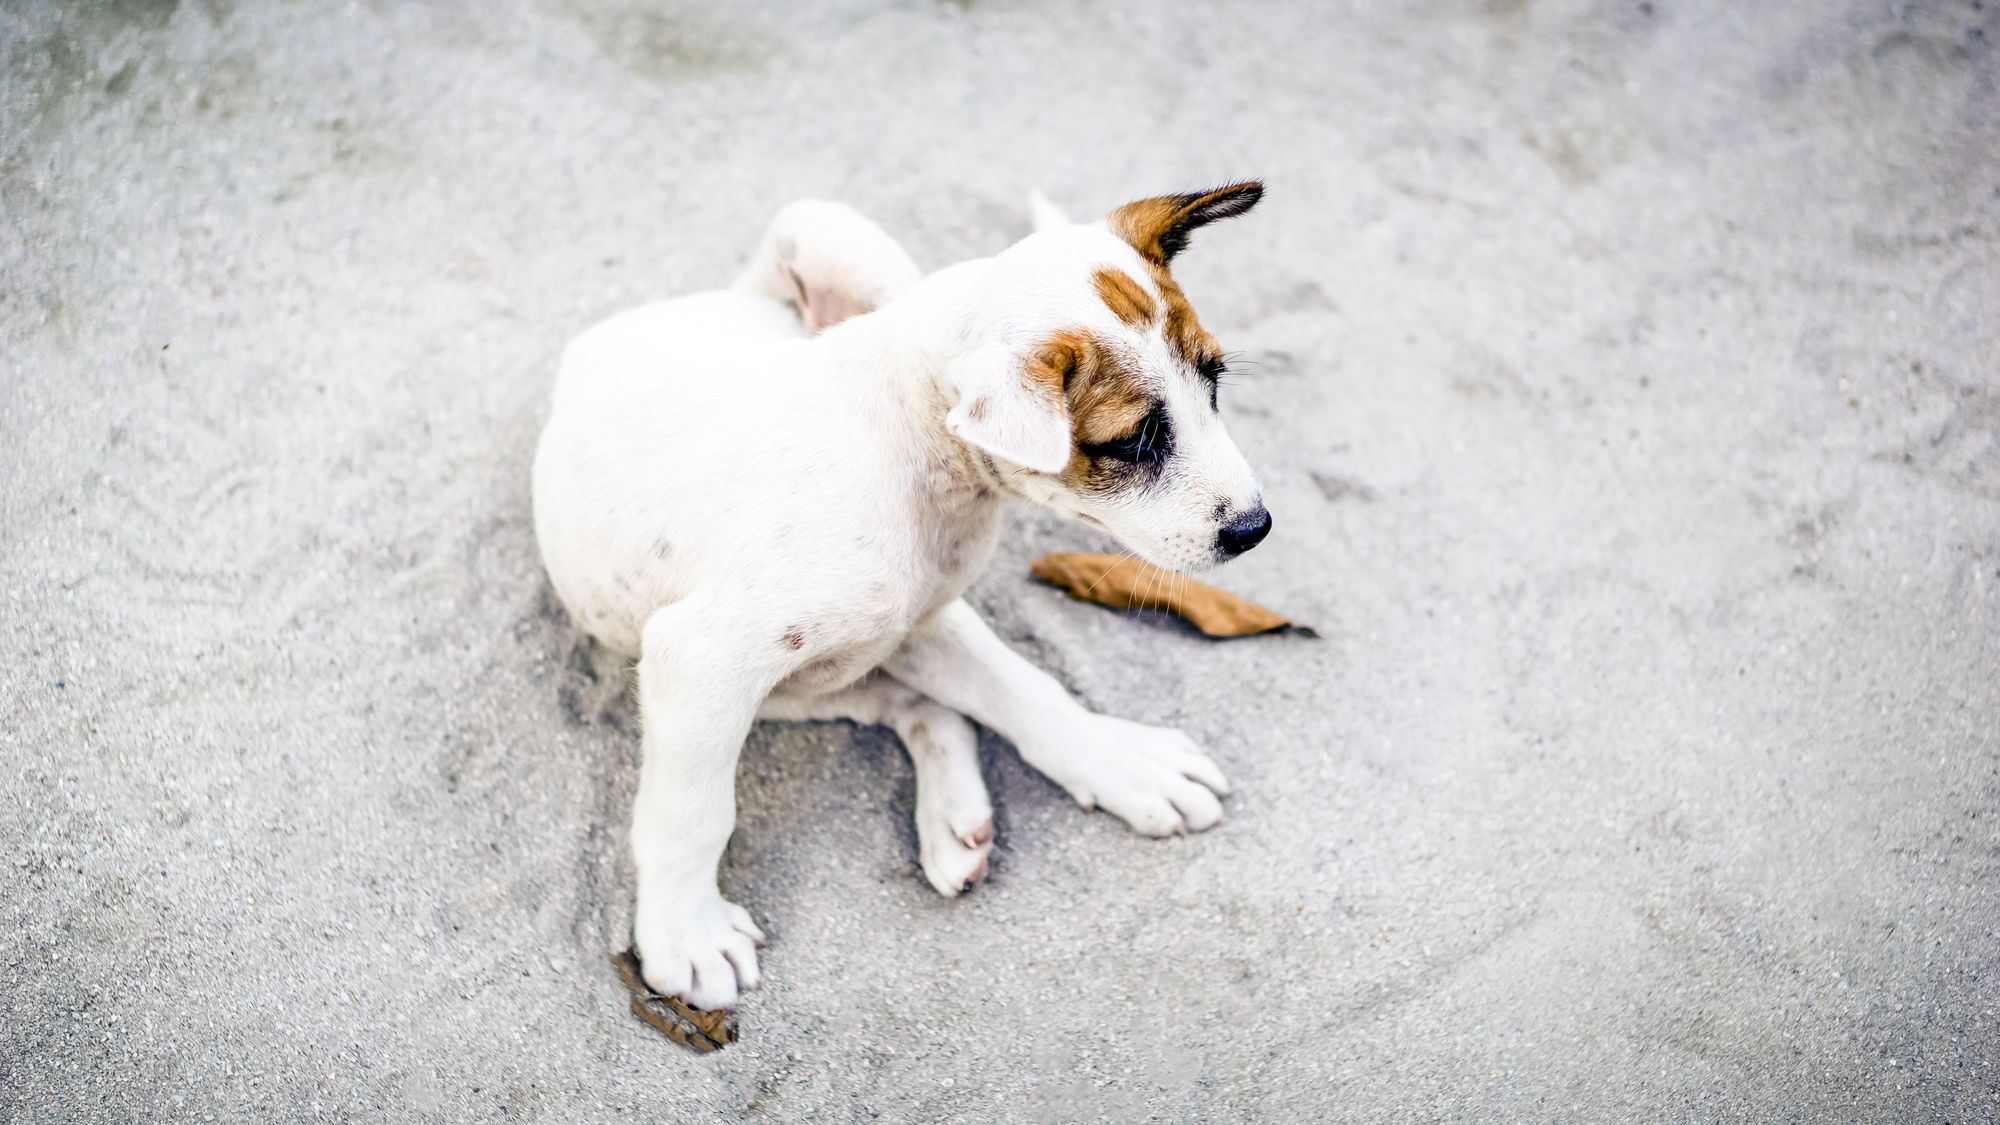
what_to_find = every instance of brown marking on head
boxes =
[782,625,805,651]
[1091,266,1157,329]
[1065,340,1152,452]
[1154,271,1220,372]
[1021,332,1083,404]
[1106,184,1258,374]
[1012,329,1158,491]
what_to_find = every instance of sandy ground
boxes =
[3,0,1997,1120]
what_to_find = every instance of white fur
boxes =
[532,199,1262,1010]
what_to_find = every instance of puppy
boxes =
[532,183,1272,1010]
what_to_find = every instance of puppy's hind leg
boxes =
[735,200,923,333]
[761,679,995,896]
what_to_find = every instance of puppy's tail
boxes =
[1027,190,1071,233]
[737,200,923,334]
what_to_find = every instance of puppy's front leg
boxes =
[629,602,775,1010]
[886,600,1231,836]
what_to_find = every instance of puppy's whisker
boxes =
[1152,561,1180,614]
[1132,559,1158,614]
[1083,551,1139,599]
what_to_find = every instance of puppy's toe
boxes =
[1115,792,1187,838]
[957,814,995,849]
[922,839,993,897]
[726,902,768,946]
[639,951,693,1000]
[634,892,764,1010]
[1166,777,1226,832]
[685,955,740,1012]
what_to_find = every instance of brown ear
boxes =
[1108,181,1264,264]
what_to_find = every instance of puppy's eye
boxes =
[1082,407,1172,466]
[1196,355,1226,409]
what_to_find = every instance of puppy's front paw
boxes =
[633,889,767,1011]
[1057,718,1232,837]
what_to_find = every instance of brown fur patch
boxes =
[1153,269,1219,370]
[1021,331,1085,405]
[1016,329,1156,491]
[1107,196,1192,266]
[1091,266,1157,328]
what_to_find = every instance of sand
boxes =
[3,0,1996,1120]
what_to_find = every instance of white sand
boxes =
[3,1,1996,1119]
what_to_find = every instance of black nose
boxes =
[1216,507,1272,558]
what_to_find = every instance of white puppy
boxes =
[532,183,1273,1010]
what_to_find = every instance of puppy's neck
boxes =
[844,258,993,361]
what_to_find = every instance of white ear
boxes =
[943,346,1072,474]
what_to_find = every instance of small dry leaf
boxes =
[1029,552,1317,638]
[610,949,736,1053]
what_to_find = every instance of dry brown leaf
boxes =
[1029,552,1317,639]
[610,949,736,1053]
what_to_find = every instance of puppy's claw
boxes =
[959,816,995,849]
[726,902,768,946]
[920,817,993,898]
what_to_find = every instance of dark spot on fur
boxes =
[783,625,806,650]
[651,535,673,560]
[966,397,989,422]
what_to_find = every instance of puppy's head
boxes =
[946,182,1271,572]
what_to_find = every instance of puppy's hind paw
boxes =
[920,809,994,897]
